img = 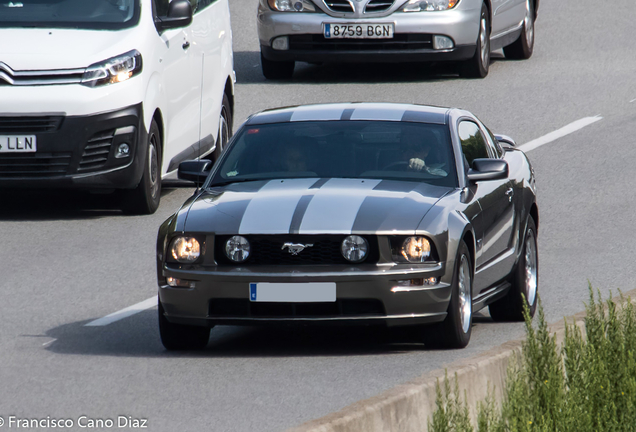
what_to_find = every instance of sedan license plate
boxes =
[0,135,36,153]
[324,23,394,39]
[249,282,336,302]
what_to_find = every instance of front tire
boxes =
[211,93,233,162]
[261,51,294,80]
[121,119,161,215]
[489,216,538,321]
[460,3,490,79]
[423,241,473,349]
[158,301,211,351]
[503,0,535,60]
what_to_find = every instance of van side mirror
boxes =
[467,159,508,182]
[494,134,516,148]
[155,0,193,33]
[178,160,212,186]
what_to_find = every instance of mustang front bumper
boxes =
[159,264,452,328]
[257,6,481,63]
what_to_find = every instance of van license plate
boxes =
[324,23,394,39]
[0,136,37,153]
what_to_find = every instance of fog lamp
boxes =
[225,235,251,262]
[272,36,289,51]
[433,35,454,50]
[341,235,369,263]
[166,277,196,288]
[115,143,130,158]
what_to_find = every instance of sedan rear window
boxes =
[210,121,458,188]
[0,0,140,30]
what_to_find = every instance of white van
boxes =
[0,0,235,214]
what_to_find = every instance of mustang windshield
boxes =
[0,0,140,30]
[210,121,458,188]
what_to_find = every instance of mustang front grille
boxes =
[288,34,433,51]
[209,298,385,318]
[215,235,379,266]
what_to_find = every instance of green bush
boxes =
[428,286,636,432]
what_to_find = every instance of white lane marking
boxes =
[84,296,157,327]
[518,115,603,153]
[630,98,636,103]
[42,339,57,346]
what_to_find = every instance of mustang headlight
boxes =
[267,0,316,12]
[81,50,142,87]
[401,0,459,12]
[401,236,432,262]
[341,235,369,263]
[170,236,201,263]
[225,235,251,263]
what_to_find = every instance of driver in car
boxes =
[401,129,448,176]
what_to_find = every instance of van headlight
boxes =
[401,0,459,12]
[81,50,143,87]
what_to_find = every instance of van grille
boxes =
[0,152,72,178]
[324,0,354,13]
[78,130,115,172]
[0,116,64,134]
[364,0,394,13]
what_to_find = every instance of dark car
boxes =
[156,103,539,350]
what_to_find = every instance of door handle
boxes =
[182,41,191,50]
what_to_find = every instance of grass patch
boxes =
[429,286,636,432]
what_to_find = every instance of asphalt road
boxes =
[1,0,636,431]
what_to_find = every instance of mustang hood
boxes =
[184,178,451,235]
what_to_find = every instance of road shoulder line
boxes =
[84,296,157,327]
[518,115,603,153]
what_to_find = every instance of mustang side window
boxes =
[458,121,489,169]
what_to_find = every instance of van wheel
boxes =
[158,301,211,351]
[422,241,473,349]
[489,216,538,321]
[460,3,490,78]
[261,51,294,80]
[212,93,233,162]
[122,120,161,215]
[503,0,535,60]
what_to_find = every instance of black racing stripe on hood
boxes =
[373,180,418,193]
[401,110,446,125]
[340,108,355,120]
[289,195,313,235]
[247,111,294,125]
[310,178,330,189]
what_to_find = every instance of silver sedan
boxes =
[257,0,538,79]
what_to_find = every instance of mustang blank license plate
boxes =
[0,136,36,153]
[323,23,394,39]
[249,282,336,302]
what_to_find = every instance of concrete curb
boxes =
[287,289,635,432]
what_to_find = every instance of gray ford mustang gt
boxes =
[156,103,539,350]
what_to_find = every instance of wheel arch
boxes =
[529,202,539,231]
[224,76,235,119]
[462,229,476,275]
[151,109,165,164]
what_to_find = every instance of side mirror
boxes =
[178,160,212,185]
[155,0,193,33]
[494,134,516,148]
[467,159,508,182]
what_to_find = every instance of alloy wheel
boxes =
[458,255,472,334]
[525,229,538,306]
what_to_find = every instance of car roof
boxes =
[245,103,451,126]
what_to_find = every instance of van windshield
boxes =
[0,0,140,30]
